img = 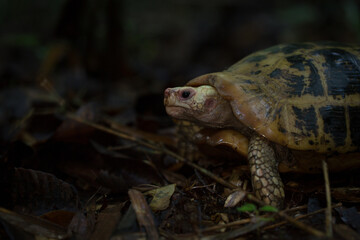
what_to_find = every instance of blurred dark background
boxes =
[0,0,359,136]
[0,1,360,237]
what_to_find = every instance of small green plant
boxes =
[237,203,258,213]
[237,203,278,221]
[258,205,278,213]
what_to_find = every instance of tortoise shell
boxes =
[187,42,360,153]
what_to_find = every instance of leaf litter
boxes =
[0,79,359,240]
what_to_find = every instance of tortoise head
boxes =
[164,85,235,128]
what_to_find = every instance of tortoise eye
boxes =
[181,91,191,99]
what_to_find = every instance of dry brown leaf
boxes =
[90,203,125,240]
[224,190,246,208]
[0,207,68,239]
[146,184,176,211]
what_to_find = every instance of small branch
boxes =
[128,189,159,239]
[322,159,333,237]
[67,113,238,190]
[277,211,325,237]
[283,204,308,213]
[201,218,252,233]
[163,147,238,190]
[264,203,341,231]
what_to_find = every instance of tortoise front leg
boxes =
[248,135,285,208]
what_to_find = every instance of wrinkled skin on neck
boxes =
[164,85,242,130]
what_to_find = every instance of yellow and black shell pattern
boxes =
[187,42,360,153]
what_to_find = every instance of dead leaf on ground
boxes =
[146,184,176,211]
[224,190,247,208]
[0,207,68,239]
[11,167,79,215]
[90,203,125,240]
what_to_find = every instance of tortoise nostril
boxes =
[164,88,171,98]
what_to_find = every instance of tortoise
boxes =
[164,42,360,208]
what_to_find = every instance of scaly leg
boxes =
[248,135,285,208]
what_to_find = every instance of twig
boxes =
[67,114,151,146]
[322,159,333,237]
[283,204,308,213]
[277,211,325,237]
[163,147,238,189]
[201,218,252,233]
[201,219,268,240]
[67,113,238,190]
[263,203,342,230]
[128,189,159,239]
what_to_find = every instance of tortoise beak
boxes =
[164,88,176,106]
[164,88,171,99]
[164,88,182,118]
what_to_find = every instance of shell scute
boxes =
[292,105,319,138]
[319,105,347,147]
[311,48,360,96]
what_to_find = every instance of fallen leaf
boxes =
[40,210,76,228]
[224,190,246,208]
[146,184,176,211]
[11,167,79,215]
[67,211,96,240]
[0,207,68,239]
[90,203,125,240]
